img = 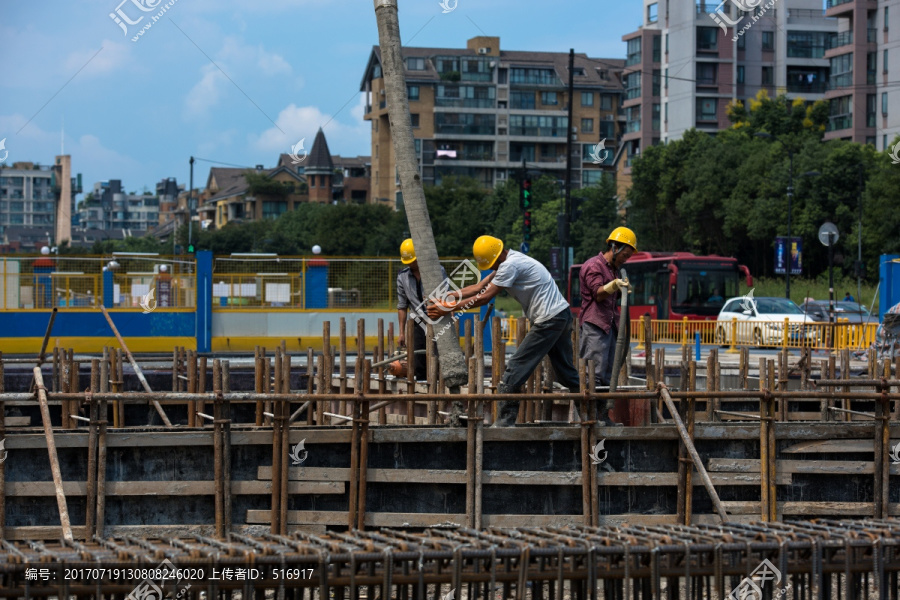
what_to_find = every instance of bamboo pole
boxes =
[99,307,172,426]
[280,353,290,535]
[377,318,386,424]
[685,361,696,525]
[198,356,207,427]
[188,350,197,428]
[96,392,108,538]
[406,316,416,424]
[357,359,371,531]
[33,367,73,541]
[588,359,599,527]
[223,360,233,535]
[759,357,769,522]
[658,383,727,522]
[85,359,100,538]
[466,356,477,528]
[579,359,591,526]
[0,356,4,540]
[340,317,348,396]
[28,307,58,394]
[213,359,224,538]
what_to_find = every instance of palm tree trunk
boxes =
[373,0,468,390]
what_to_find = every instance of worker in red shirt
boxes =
[579,227,637,425]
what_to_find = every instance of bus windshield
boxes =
[674,266,740,316]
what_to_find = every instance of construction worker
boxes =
[579,226,637,425]
[395,238,446,380]
[427,235,581,426]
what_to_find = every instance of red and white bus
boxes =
[568,252,753,321]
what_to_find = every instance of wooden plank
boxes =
[4,480,342,497]
[782,439,900,454]
[2,523,327,540]
[257,467,788,486]
[247,510,763,528]
[708,457,900,475]
[4,417,30,427]
[722,501,900,516]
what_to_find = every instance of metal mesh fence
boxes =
[211,257,472,310]
[0,255,195,310]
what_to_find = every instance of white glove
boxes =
[602,278,630,295]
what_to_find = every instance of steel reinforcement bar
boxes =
[0,520,899,600]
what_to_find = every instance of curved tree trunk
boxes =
[373,0,467,389]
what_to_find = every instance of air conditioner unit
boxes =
[478,48,489,55]
[571,126,578,133]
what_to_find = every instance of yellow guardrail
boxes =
[630,317,877,351]
[499,315,878,351]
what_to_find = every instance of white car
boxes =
[715,296,816,346]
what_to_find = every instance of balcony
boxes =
[827,31,853,48]
[825,0,855,16]
[828,114,852,131]
[435,97,495,109]
[787,81,828,94]
[825,0,853,7]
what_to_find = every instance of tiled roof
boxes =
[306,129,334,171]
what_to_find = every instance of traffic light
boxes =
[187,243,195,253]
[524,210,532,242]
[520,178,531,210]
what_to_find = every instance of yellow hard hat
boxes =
[400,238,416,264]
[473,235,504,270]
[606,227,637,251]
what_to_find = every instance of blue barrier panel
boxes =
[103,269,114,308]
[197,250,213,352]
[879,254,900,321]
[306,260,328,309]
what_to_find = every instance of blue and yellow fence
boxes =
[499,316,878,352]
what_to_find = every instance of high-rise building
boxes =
[360,36,624,207]
[0,159,81,244]
[76,179,159,232]
[621,0,839,163]
[823,0,900,148]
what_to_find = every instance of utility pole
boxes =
[786,149,793,301]
[188,156,194,254]
[563,48,575,284]
[856,162,863,305]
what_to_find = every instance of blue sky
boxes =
[1,0,642,196]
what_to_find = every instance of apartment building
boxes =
[621,0,840,166]
[824,0,900,148]
[77,179,160,232]
[360,36,624,207]
[0,159,81,242]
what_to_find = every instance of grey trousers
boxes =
[579,321,618,412]
[495,309,581,425]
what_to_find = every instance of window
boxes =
[581,91,594,106]
[626,106,641,133]
[510,67,558,85]
[830,53,853,88]
[762,66,773,85]
[652,35,661,62]
[652,104,660,131]
[627,38,642,66]
[510,90,535,109]
[407,85,419,101]
[866,94,876,127]
[581,118,594,133]
[737,34,746,50]
[697,63,717,85]
[406,57,425,70]
[411,114,420,128]
[498,68,507,84]
[884,49,889,73]
[647,3,658,23]
[696,98,717,121]
[697,27,718,51]
[652,69,661,95]
[583,170,606,186]
[625,71,641,100]
[665,33,668,54]
[885,6,890,30]
[762,31,775,51]
[571,67,586,76]
[787,31,829,59]
[867,52,877,84]
[541,91,558,105]
[737,65,745,84]
[827,95,852,131]
[883,92,889,116]
[508,115,569,136]
[600,95,613,110]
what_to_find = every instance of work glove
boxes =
[425,299,457,319]
[602,278,630,295]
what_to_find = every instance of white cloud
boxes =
[182,37,297,119]
[251,94,369,159]
[62,40,132,78]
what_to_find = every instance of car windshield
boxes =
[753,298,804,315]
[836,302,867,313]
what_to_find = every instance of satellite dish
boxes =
[818,222,839,247]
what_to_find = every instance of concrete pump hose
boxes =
[610,267,629,392]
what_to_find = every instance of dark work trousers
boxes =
[411,321,430,381]
[579,320,618,414]
[495,308,581,426]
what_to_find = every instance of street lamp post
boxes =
[755,132,821,302]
